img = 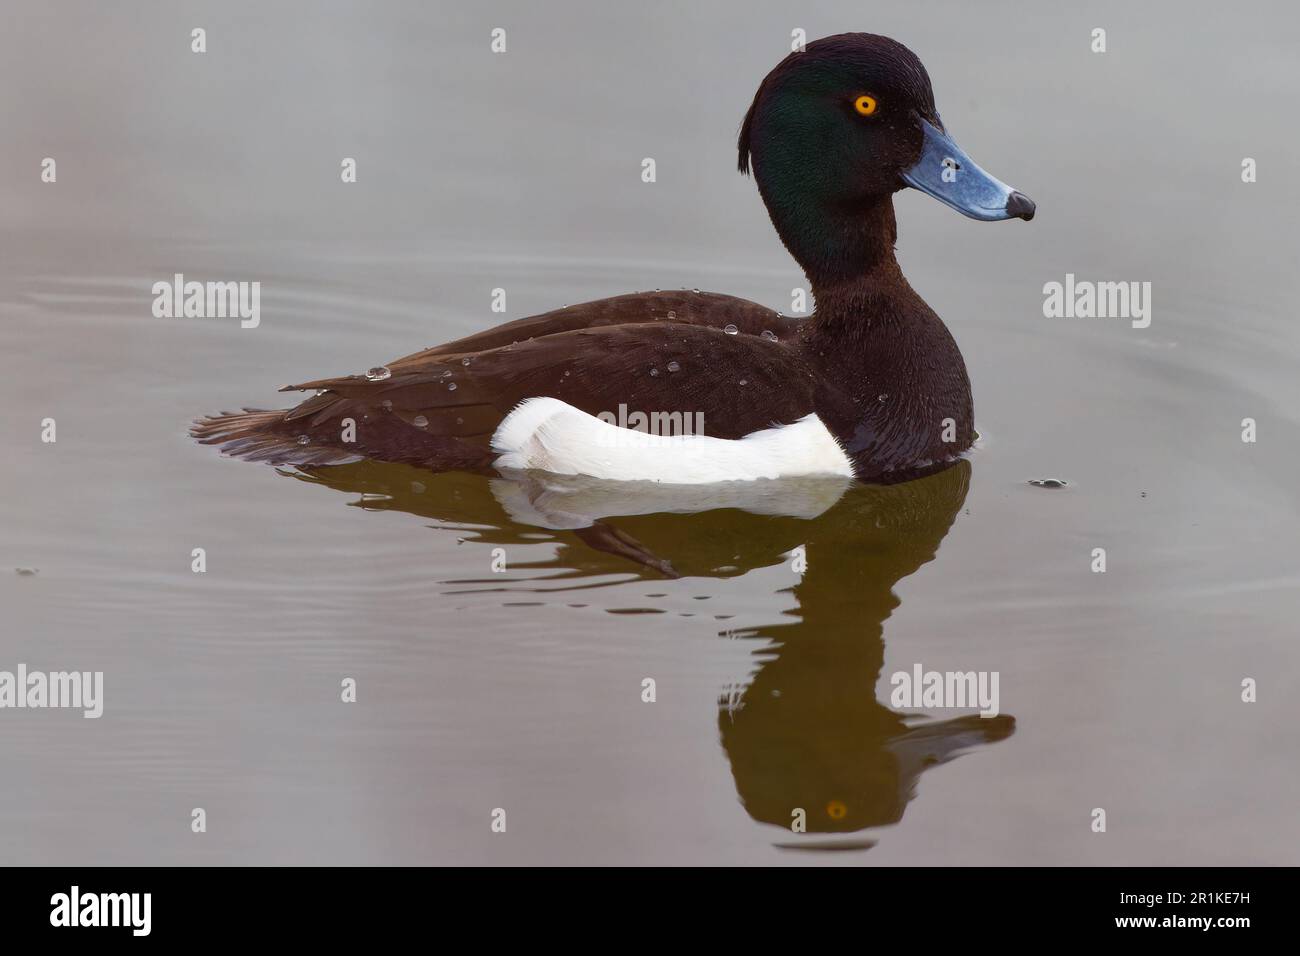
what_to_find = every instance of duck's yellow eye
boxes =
[853,95,878,116]
[826,799,848,820]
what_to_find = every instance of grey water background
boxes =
[2,0,1298,864]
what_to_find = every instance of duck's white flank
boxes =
[491,397,854,483]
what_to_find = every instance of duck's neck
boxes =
[775,194,928,339]
[791,195,926,344]
[769,191,902,291]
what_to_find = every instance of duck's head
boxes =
[739,33,1034,285]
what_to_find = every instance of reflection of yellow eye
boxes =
[853,95,878,116]
[826,799,848,820]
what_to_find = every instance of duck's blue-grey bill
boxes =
[902,119,1035,221]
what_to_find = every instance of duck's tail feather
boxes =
[190,408,366,467]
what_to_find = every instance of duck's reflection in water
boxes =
[286,459,1013,849]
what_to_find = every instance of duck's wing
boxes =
[393,290,799,365]
[281,319,817,447]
